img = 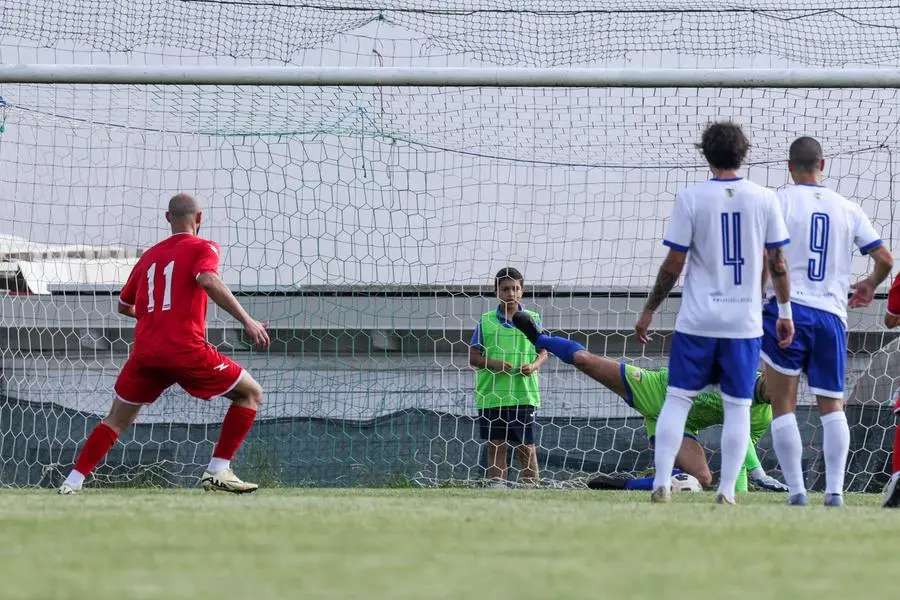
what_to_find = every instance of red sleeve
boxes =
[192,241,221,279]
[887,272,900,316]
[119,262,141,306]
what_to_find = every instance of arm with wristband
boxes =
[764,193,794,348]
[766,245,794,348]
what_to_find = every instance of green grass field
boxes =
[0,488,895,600]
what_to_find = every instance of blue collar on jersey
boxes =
[710,177,743,182]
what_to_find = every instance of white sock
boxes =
[652,389,694,491]
[717,396,751,499]
[821,411,850,496]
[207,458,231,474]
[64,470,85,490]
[771,412,805,496]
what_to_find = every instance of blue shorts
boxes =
[667,332,760,401]
[761,300,846,398]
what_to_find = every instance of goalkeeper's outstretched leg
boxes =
[511,309,708,485]
[514,315,709,480]
[510,311,626,396]
[511,310,786,494]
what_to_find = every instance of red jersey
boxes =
[119,233,221,357]
[888,271,900,317]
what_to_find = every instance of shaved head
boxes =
[165,193,203,235]
[167,193,201,218]
[789,137,824,173]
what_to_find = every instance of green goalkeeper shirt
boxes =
[621,364,771,472]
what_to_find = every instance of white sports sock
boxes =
[771,412,805,496]
[821,411,850,496]
[207,458,231,474]
[652,390,694,491]
[64,469,85,490]
[718,396,751,500]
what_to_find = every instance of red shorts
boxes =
[114,344,245,404]
[894,396,900,415]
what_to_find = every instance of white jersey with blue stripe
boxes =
[663,177,790,339]
[769,183,882,323]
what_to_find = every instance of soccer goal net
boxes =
[0,1,898,491]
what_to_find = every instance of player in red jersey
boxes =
[881,273,900,507]
[58,193,270,495]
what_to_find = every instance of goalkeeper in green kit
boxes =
[511,311,787,492]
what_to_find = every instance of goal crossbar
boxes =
[2,65,900,87]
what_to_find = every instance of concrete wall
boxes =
[1,293,897,422]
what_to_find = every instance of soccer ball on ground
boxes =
[671,472,702,493]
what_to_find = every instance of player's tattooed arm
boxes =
[767,246,795,348]
[636,249,685,343]
[644,250,686,313]
[759,256,769,299]
[765,246,790,303]
[766,246,787,278]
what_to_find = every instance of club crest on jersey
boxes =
[725,187,734,198]
[630,368,643,381]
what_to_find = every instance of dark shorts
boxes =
[478,406,537,445]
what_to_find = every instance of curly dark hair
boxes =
[695,121,750,170]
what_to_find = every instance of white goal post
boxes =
[2,65,900,87]
[1,63,897,492]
